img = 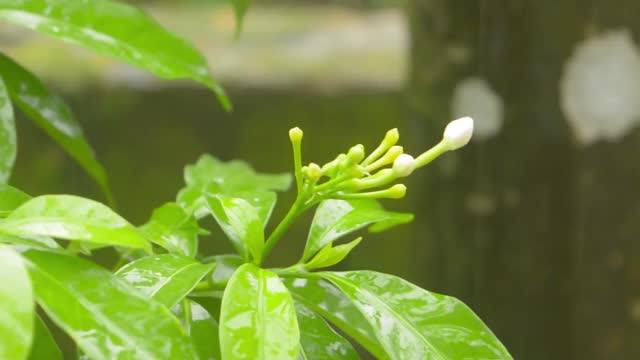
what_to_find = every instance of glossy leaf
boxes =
[205,195,264,264]
[28,314,62,360]
[0,74,16,183]
[23,250,198,360]
[321,271,513,359]
[0,195,150,250]
[0,0,230,109]
[176,300,221,360]
[304,237,362,270]
[139,202,199,257]
[0,54,112,200]
[205,254,244,287]
[230,0,251,36]
[283,277,386,359]
[0,246,34,360]
[177,155,290,219]
[0,184,30,216]
[294,301,359,360]
[116,254,214,308]
[0,233,60,250]
[220,263,299,360]
[302,199,413,262]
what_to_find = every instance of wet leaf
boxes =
[176,300,221,360]
[320,271,513,360]
[23,250,198,360]
[283,277,386,359]
[28,314,62,360]
[0,0,229,109]
[220,263,299,360]
[0,184,30,217]
[294,301,359,360]
[116,254,214,308]
[0,195,150,250]
[205,195,264,264]
[0,233,60,250]
[0,74,16,183]
[139,203,199,257]
[0,246,33,360]
[302,199,413,262]
[204,254,244,287]
[304,237,362,270]
[177,155,290,219]
[0,54,112,201]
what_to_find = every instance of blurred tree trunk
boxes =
[407,1,640,359]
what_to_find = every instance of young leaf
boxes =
[320,271,513,360]
[205,195,264,264]
[0,74,16,183]
[23,250,198,360]
[230,0,251,37]
[0,54,112,201]
[175,300,221,360]
[28,314,62,360]
[0,183,30,216]
[116,254,215,309]
[177,155,290,218]
[304,237,362,270]
[139,202,199,257]
[294,301,359,360]
[220,263,299,360]
[0,246,34,360]
[0,195,150,250]
[302,199,413,262]
[0,0,230,109]
[283,277,386,359]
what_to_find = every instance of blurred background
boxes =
[2,0,640,359]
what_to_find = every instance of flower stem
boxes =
[260,197,306,265]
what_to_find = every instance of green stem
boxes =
[260,197,306,265]
[415,141,449,168]
[182,299,192,333]
[291,138,303,195]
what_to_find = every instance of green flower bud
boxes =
[362,128,400,166]
[304,163,322,183]
[289,127,303,143]
[366,145,403,172]
[347,144,365,164]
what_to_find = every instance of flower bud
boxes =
[347,144,365,164]
[392,154,416,177]
[366,145,403,172]
[362,128,400,166]
[304,163,322,182]
[386,184,407,199]
[443,117,474,150]
[289,127,303,143]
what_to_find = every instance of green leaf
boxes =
[283,277,386,359]
[294,301,359,360]
[0,246,34,360]
[220,263,299,360]
[302,199,413,262]
[205,195,264,264]
[0,74,16,183]
[0,195,150,250]
[0,233,60,250]
[139,202,199,257]
[0,184,30,217]
[23,250,198,360]
[0,0,230,109]
[28,314,62,360]
[205,254,244,287]
[304,237,362,270]
[116,254,214,309]
[320,271,513,360]
[177,155,290,219]
[0,54,113,201]
[176,300,221,360]
[230,0,251,37]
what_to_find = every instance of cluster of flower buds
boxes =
[289,117,474,201]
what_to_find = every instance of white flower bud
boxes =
[392,154,415,177]
[443,117,474,150]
